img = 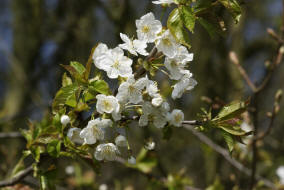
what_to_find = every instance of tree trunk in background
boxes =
[0,0,43,124]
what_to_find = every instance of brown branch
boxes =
[183,124,276,190]
[0,132,23,139]
[229,51,257,92]
[0,165,33,188]
[254,90,282,141]
[134,47,157,79]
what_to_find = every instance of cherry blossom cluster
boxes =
[65,11,197,163]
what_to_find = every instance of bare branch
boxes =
[0,165,33,188]
[183,124,276,190]
[229,51,257,92]
[0,132,23,139]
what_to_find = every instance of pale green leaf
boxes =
[167,8,191,48]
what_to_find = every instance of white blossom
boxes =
[139,101,169,128]
[99,184,108,190]
[119,33,148,56]
[128,156,136,165]
[95,47,132,79]
[94,143,119,161]
[145,141,155,150]
[151,94,163,107]
[60,115,70,126]
[136,12,162,43]
[93,43,109,69]
[116,75,148,104]
[277,166,284,184]
[96,94,120,114]
[167,109,184,127]
[174,45,194,64]
[152,0,175,5]
[156,30,179,58]
[146,79,159,97]
[67,128,84,144]
[172,72,197,99]
[65,165,75,175]
[164,58,187,80]
[115,135,128,147]
[79,118,112,145]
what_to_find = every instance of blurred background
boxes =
[0,0,284,189]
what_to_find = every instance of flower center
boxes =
[174,114,182,123]
[129,85,136,93]
[162,38,172,46]
[142,25,150,33]
[113,60,120,69]
[103,100,112,111]
[170,61,178,67]
[102,145,115,158]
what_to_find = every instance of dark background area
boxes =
[0,0,284,189]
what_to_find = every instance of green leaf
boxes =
[167,8,191,48]
[180,6,196,33]
[52,84,79,112]
[218,0,242,23]
[47,140,61,157]
[70,61,86,75]
[197,17,219,38]
[62,73,72,87]
[31,146,41,162]
[84,44,99,80]
[221,130,234,152]
[218,124,247,136]
[89,80,110,95]
[62,61,86,83]
[83,90,96,102]
[194,0,212,12]
[212,100,247,122]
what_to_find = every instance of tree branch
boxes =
[183,124,276,190]
[0,165,33,188]
[0,132,23,139]
[229,51,257,92]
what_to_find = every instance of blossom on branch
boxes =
[136,12,162,43]
[119,33,148,56]
[94,143,120,161]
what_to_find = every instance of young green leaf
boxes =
[221,130,235,152]
[47,140,62,157]
[167,8,191,48]
[62,73,72,87]
[89,80,110,95]
[62,61,87,83]
[218,124,247,136]
[52,84,80,112]
[218,0,242,23]
[212,100,247,122]
[180,6,196,33]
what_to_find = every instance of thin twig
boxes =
[253,93,280,141]
[0,165,33,188]
[0,132,23,139]
[229,51,257,92]
[183,124,276,190]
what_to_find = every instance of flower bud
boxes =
[115,135,128,147]
[60,115,70,126]
[145,141,155,150]
[128,156,136,165]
